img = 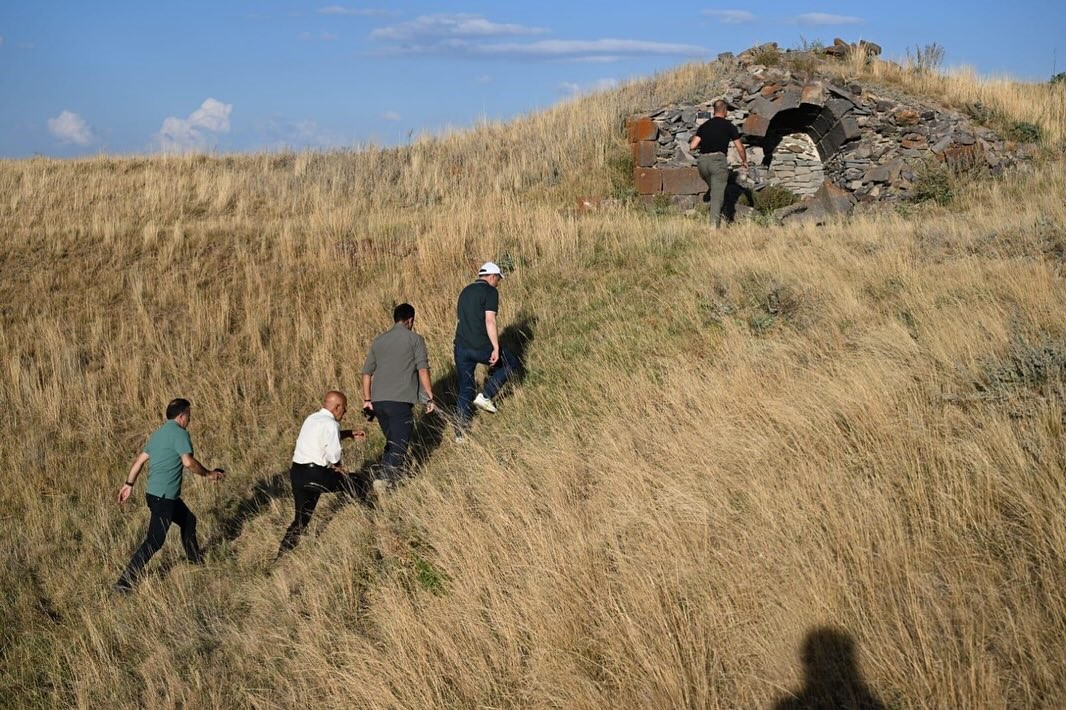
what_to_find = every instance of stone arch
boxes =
[740,87,862,167]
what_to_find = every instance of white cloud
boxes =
[378,37,705,62]
[47,110,94,145]
[372,13,548,41]
[560,78,619,95]
[318,5,392,16]
[381,111,401,121]
[792,12,864,25]
[158,98,232,152]
[703,10,757,24]
[470,38,705,60]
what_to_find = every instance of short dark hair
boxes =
[165,398,191,420]
[393,303,415,322]
[713,99,729,114]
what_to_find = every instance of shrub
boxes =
[907,43,945,74]
[749,44,782,67]
[1051,72,1066,85]
[1007,121,1042,143]
[749,185,799,215]
[794,36,825,54]
[911,160,954,206]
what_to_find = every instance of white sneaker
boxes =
[473,393,497,413]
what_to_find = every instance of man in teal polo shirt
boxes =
[114,398,225,593]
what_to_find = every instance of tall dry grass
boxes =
[1,59,1065,708]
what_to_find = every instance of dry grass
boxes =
[2,59,1066,709]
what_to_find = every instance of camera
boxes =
[362,405,376,422]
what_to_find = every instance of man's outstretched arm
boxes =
[180,453,225,481]
[117,451,149,504]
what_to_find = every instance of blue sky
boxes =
[0,1,1062,157]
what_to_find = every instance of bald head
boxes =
[713,99,729,117]
[323,390,348,421]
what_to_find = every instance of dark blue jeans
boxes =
[454,343,518,428]
[374,400,414,480]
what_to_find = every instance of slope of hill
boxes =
[1,55,1065,708]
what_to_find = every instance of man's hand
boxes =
[117,484,133,504]
[489,348,499,365]
[208,468,225,483]
[425,401,436,415]
[342,429,366,440]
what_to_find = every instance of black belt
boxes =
[292,461,331,471]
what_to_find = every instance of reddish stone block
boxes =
[634,167,662,194]
[742,112,771,137]
[801,82,825,106]
[626,116,658,143]
[661,167,706,195]
[630,140,657,167]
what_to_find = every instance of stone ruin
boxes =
[626,40,1024,223]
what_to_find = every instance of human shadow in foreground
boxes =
[773,628,886,710]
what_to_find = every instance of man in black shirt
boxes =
[453,261,517,440]
[689,100,748,228]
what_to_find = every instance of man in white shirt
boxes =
[277,390,364,556]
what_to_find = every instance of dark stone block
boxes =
[749,96,779,118]
[631,140,658,168]
[826,98,854,120]
[774,87,803,112]
[810,111,835,140]
[661,167,707,195]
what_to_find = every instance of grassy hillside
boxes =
[1,58,1065,708]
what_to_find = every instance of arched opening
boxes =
[738,100,861,196]
[750,106,829,197]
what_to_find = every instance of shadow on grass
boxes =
[210,311,537,552]
[773,627,887,710]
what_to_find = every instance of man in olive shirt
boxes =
[690,99,749,228]
[114,398,225,593]
[362,303,435,488]
[453,262,518,439]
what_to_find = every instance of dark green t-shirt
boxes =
[455,280,499,350]
[144,420,193,499]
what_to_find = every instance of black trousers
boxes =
[118,494,203,585]
[374,400,414,481]
[278,462,351,555]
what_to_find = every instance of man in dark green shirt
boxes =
[114,398,224,593]
[453,262,518,439]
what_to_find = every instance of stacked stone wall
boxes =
[625,41,1024,217]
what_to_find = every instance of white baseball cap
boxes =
[478,261,505,278]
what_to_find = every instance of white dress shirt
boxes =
[292,408,342,467]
